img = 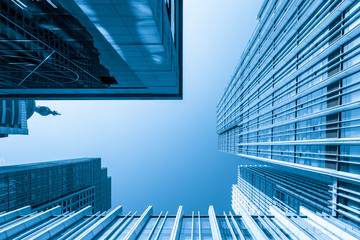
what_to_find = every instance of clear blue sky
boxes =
[0,0,263,215]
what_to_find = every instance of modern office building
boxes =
[0,204,359,240]
[217,0,360,227]
[0,158,111,213]
[0,0,183,99]
[232,165,332,217]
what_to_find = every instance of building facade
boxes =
[0,0,183,99]
[232,165,332,217]
[0,100,29,138]
[0,204,358,240]
[232,166,276,215]
[217,0,360,227]
[0,158,111,213]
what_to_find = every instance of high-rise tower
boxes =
[217,0,360,228]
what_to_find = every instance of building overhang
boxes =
[0,0,183,99]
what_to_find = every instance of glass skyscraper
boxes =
[0,0,183,99]
[0,158,111,214]
[0,204,359,239]
[217,0,360,228]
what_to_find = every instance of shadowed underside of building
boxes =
[0,0,183,99]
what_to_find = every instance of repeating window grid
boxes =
[215,0,358,131]
[217,0,311,124]
[218,6,356,167]
[218,32,360,135]
[0,160,99,212]
[217,1,360,227]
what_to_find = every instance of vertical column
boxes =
[0,206,61,239]
[236,204,267,240]
[170,206,183,240]
[76,205,122,239]
[97,212,132,240]
[257,215,282,240]
[154,212,168,240]
[198,211,201,240]
[269,206,312,240]
[223,212,237,239]
[208,206,221,240]
[300,206,358,240]
[147,211,163,240]
[331,178,338,217]
[326,11,343,171]
[262,216,288,239]
[124,206,152,240]
[228,212,245,240]
[30,206,92,240]
[191,212,194,240]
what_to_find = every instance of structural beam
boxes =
[236,204,267,240]
[229,212,245,240]
[0,206,61,240]
[300,206,359,240]
[147,211,163,240]
[223,212,237,240]
[269,206,312,240]
[29,206,92,240]
[98,212,132,240]
[170,206,183,240]
[0,206,30,225]
[124,206,152,240]
[75,206,122,240]
[198,211,201,239]
[257,216,282,240]
[154,212,168,240]
[208,206,222,240]
[108,212,137,240]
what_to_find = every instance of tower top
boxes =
[35,106,61,116]
[26,100,60,119]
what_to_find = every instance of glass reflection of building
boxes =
[1,204,359,239]
[0,158,111,214]
[217,0,360,228]
[0,0,183,99]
